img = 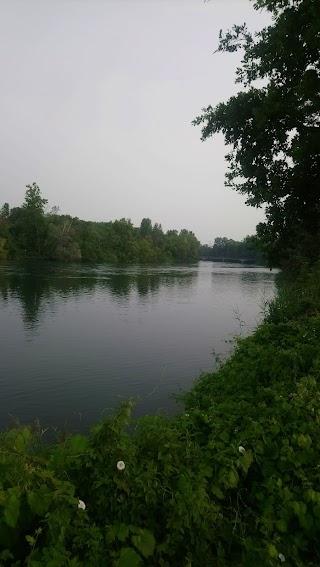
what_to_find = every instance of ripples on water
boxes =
[0,261,277,431]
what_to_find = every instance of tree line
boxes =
[0,184,201,264]
[201,236,265,264]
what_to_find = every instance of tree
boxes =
[194,0,320,268]
[0,203,10,219]
[0,203,10,258]
[46,215,82,261]
[165,229,200,262]
[112,219,138,263]
[140,218,153,238]
[19,183,48,256]
[23,183,48,212]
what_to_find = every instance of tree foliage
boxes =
[194,0,320,268]
[201,235,265,263]
[1,185,201,264]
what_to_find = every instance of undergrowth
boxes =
[1,266,320,566]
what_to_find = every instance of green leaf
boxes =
[106,524,117,544]
[27,486,52,516]
[132,530,155,558]
[238,449,254,474]
[219,431,230,443]
[3,489,20,528]
[117,523,129,542]
[267,544,278,558]
[21,427,31,442]
[293,501,301,516]
[212,485,224,499]
[297,434,310,448]
[15,434,25,452]
[228,469,239,488]
[69,434,88,455]
[299,502,307,516]
[26,535,35,545]
[107,523,129,543]
[276,519,287,533]
[118,547,142,567]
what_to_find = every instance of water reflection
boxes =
[209,266,277,331]
[0,262,198,330]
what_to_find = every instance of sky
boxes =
[0,0,272,245]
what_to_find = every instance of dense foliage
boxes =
[1,265,320,566]
[201,236,265,264]
[0,185,201,264]
[194,0,320,269]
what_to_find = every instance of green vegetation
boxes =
[1,266,320,566]
[194,0,320,270]
[0,185,200,264]
[201,236,265,264]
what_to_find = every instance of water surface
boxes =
[0,262,276,431]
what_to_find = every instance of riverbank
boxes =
[1,265,320,566]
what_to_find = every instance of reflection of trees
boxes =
[0,264,198,330]
[137,274,157,297]
[0,263,98,330]
[105,274,134,299]
[210,269,276,306]
[0,265,47,329]
[239,271,274,285]
[211,269,274,287]
[136,271,196,300]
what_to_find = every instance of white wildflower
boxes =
[238,446,246,453]
[278,553,285,562]
[78,499,86,510]
[117,460,125,471]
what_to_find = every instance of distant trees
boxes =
[139,218,153,238]
[0,203,10,259]
[1,185,267,265]
[21,183,48,256]
[0,203,10,219]
[7,183,49,258]
[46,214,82,261]
[201,236,265,264]
[1,184,201,264]
[166,229,201,263]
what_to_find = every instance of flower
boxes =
[278,553,285,562]
[238,446,245,453]
[117,460,125,471]
[78,499,86,510]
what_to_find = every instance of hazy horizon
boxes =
[0,0,271,245]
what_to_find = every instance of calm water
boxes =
[0,261,276,431]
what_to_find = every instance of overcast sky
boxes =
[0,0,271,244]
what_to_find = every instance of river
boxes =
[0,261,276,432]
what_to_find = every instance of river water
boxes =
[0,261,276,432]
